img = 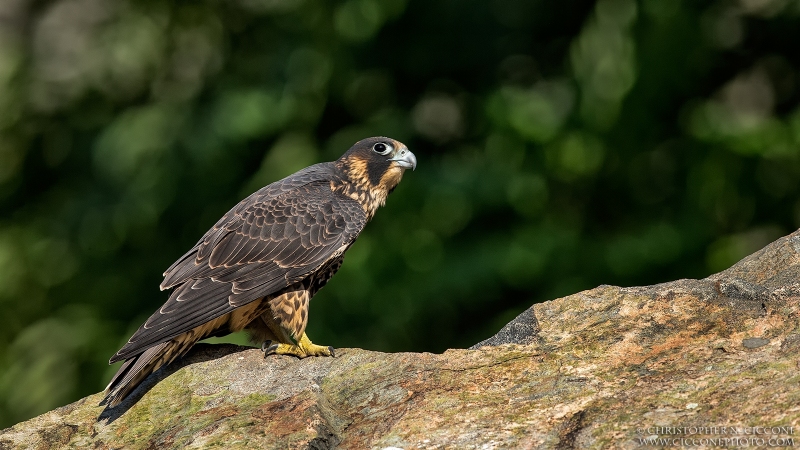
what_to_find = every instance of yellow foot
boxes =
[261,333,335,358]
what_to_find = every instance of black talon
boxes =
[328,346,336,357]
[261,340,278,357]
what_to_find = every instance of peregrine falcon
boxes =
[103,137,416,407]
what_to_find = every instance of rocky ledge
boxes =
[2,231,800,449]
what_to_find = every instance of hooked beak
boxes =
[390,146,417,171]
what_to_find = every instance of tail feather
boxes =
[102,338,195,407]
[103,302,265,407]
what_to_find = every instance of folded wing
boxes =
[110,175,366,363]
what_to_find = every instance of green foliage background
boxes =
[2,0,800,426]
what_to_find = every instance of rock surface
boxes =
[3,231,800,449]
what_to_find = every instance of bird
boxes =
[102,136,416,407]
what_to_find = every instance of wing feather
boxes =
[111,164,367,362]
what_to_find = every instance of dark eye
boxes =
[373,142,393,155]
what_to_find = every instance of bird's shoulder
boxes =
[161,162,364,288]
[216,162,364,234]
[222,162,340,219]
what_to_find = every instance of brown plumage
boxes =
[102,137,416,407]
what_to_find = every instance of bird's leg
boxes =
[263,333,335,358]
[257,313,334,358]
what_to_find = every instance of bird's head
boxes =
[337,136,417,194]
